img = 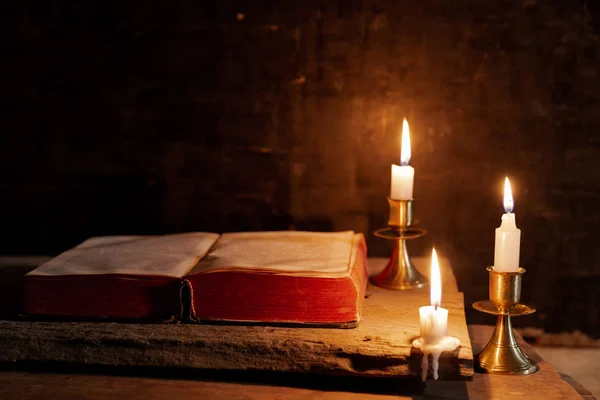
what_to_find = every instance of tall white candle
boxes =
[494,177,521,272]
[419,249,448,342]
[390,119,414,200]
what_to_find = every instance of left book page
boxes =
[27,232,220,278]
[24,232,220,320]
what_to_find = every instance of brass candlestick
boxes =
[371,198,428,290]
[472,267,539,375]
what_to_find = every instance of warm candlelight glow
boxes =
[430,248,441,308]
[503,177,514,213]
[400,118,411,166]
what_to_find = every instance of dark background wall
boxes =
[3,0,600,336]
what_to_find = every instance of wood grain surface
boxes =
[0,326,591,400]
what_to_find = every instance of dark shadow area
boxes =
[345,353,408,373]
[0,361,426,397]
[409,345,468,382]
[0,259,42,318]
[0,173,167,255]
[586,0,600,35]
[545,275,600,339]
[422,379,470,399]
[292,217,335,233]
[14,314,176,324]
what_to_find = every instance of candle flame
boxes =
[431,248,441,308]
[400,118,411,166]
[503,177,514,213]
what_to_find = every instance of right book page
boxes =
[188,230,356,278]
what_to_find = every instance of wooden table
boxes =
[0,257,594,399]
[0,325,592,400]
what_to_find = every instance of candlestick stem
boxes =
[372,239,428,290]
[372,198,428,290]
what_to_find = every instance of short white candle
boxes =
[419,248,448,342]
[493,177,521,272]
[415,248,460,381]
[390,119,414,200]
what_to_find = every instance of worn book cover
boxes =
[24,231,368,327]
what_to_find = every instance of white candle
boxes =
[419,248,448,342]
[494,177,521,272]
[390,119,414,200]
[415,248,458,381]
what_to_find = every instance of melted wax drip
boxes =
[412,336,461,381]
[421,349,443,381]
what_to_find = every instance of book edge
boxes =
[188,233,368,326]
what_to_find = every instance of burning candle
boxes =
[413,248,460,380]
[390,118,414,200]
[419,249,448,342]
[493,177,521,272]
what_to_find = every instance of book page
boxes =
[188,231,356,278]
[27,232,220,278]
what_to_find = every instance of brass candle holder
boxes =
[371,198,428,290]
[472,267,539,375]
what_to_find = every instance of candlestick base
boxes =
[371,198,428,291]
[473,267,539,375]
[475,314,539,375]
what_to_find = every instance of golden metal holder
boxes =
[473,267,539,375]
[371,198,428,290]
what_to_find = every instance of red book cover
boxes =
[23,232,368,326]
[24,233,219,320]
[185,231,367,327]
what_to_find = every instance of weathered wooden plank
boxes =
[0,256,472,379]
[0,256,49,317]
[0,326,592,400]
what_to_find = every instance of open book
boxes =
[24,231,368,327]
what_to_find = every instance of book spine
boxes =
[179,279,198,322]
